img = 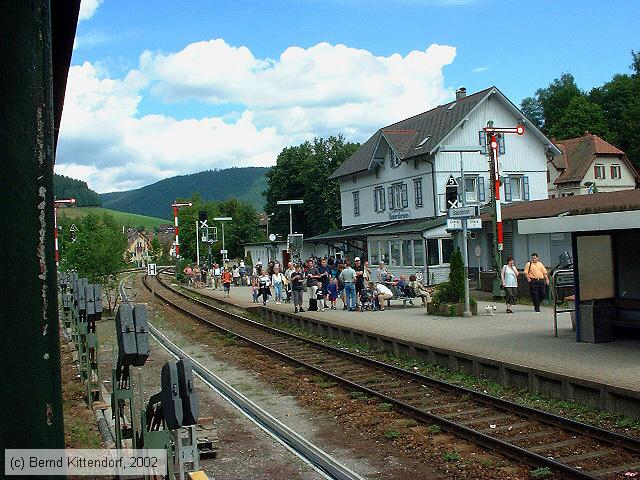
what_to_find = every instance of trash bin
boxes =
[578,300,615,343]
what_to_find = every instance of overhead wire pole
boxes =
[53,198,76,268]
[213,217,232,265]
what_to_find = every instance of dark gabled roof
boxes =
[480,188,640,221]
[328,87,494,180]
[306,216,446,242]
[553,134,631,184]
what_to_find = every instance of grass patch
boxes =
[530,467,552,478]
[348,390,368,399]
[310,376,337,389]
[427,424,442,434]
[383,429,401,440]
[442,451,460,462]
[377,402,394,412]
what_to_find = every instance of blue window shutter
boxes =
[479,131,487,154]
[504,176,512,201]
[387,186,394,210]
[499,135,505,155]
[381,188,386,211]
[478,176,485,202]
[456,177,462,203]
[401,183,408,208]
[523,176,530,201]
[373,190,378,212]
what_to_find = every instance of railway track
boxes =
[120,273,364,480]
[143,270,640,479]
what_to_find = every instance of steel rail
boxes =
[147,270,640,479]
[120,274,364,480]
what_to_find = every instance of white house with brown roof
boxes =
[309,86,560,282]
[548,133,639,198]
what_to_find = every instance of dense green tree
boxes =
[263,135,360,237]
[520,73,582,134]
[174,195,262,265]
[447,248,465,304]
[548,96,610,140]
[61,213,128,311]
[588,67,640,166]
[522,53,640,168]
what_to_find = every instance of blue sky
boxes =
[58,0,639,192]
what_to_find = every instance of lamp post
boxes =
[213,217,232,265]
[53,198,76,269]
[265,212,274,240]
[172,201,192,278]
[276,199,304,235]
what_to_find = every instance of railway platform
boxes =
[182,283,640,416]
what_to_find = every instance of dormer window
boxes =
[388,147,400,168]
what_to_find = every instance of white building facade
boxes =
[311,86,561,283]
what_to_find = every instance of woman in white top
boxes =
[232,266,240,286]
[501,256,519,313]
[271,265,285,304]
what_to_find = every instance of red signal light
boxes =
[516,125,525,135]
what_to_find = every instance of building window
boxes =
[388,183,408,210]
[353,191,360,216]
[414,178,423,208]
[413,240,425,266]
[441,239,454,264]
[402,240,413,266]
[479,131,505,154]
[464,177,477,203]
[594,164,605,179]
[369,241,380,265]
[611,164,621,179]
[504,175,530,201]
[426,238,454,266]
[389,147,400,168]
[373,186,386,212]
[389,240,401,266]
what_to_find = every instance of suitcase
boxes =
[308,298,318,311]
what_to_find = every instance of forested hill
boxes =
[54,174,102,206]
[100,167,269,219]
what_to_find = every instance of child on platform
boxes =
[251,277,259,303]
[327,277,338,310]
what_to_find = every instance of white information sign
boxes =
[147,263,157,276]
[449,206,477,218]
[446,219,462,230]
[466,218,482,229]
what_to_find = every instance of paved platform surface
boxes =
[185,283,640,392]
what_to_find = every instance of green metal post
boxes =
[0,0,65,459]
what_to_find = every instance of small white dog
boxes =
[485,304,497,315]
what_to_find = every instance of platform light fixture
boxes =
[213,217,232,264]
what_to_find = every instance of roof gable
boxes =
[329,86,560,180]
[554,134,628,184]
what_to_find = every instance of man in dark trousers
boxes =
[524,253,549,312]
[353,257,365,310]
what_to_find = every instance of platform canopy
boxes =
[518,209,640,234]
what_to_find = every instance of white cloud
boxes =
[78,0,103,21]
[56,40,456,192]
[472,66,489,73]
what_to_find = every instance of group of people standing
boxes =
[251,256,433,314]
[183,261,250,297]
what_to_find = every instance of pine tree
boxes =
[447,248,465,304]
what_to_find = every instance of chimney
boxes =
[455,87,467,100]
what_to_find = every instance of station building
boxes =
[307,86,560,282]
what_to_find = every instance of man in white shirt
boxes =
[372,282,393,311]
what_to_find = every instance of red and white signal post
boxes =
[53,198,76,268]
[172,201,193,258]
[483,123,525,253]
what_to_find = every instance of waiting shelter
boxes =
[517,190,640,342]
